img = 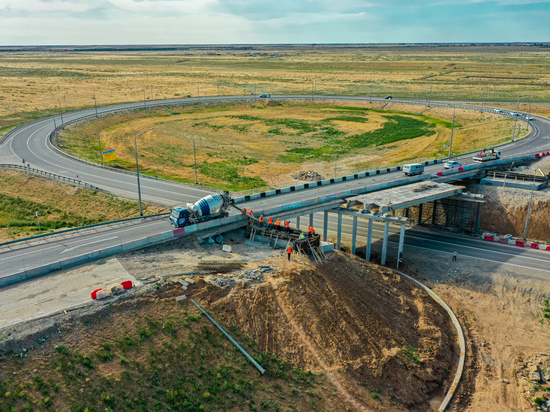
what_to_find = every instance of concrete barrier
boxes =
[485,236,495,241]
[60,253,93,270]
[25,261,61,279]
[173,227,186,237]
[121,236,149,251]
[147,231,174,244]
[0,271,27,288]
[515,241,525,247]
[530,243,539,249]
[91,244,123,259]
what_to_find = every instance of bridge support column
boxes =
[418,203,423,225]
[323,211,328,241]
[381,220,390,265]
[309,213,314,228]
[475,203,482,234]
[366,219,373,261]
[351,216,358,255]
[337,213,342,250]
[296,216,301,231]
[397,223,406,268]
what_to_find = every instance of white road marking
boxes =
[60,236,118,254]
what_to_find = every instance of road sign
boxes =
[102,149,117,162]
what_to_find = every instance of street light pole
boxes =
[512,95,529,142]
[134,127,155,216]
[98,127,103,165]
[448,108,455,159]
[523,174,536,241]
[58,100,64,126]
[193,137,198,184]
[428,84,432,107]
[94,92,98,117]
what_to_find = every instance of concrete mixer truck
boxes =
[170,191,232,228]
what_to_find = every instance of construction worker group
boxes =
[243,207,316,236]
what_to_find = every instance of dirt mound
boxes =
[194,252,458,411]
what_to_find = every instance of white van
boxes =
[403,163,424,176]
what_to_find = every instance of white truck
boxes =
[473,149,501,162]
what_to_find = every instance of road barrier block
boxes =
[95,289,111,300]
[121,237,149,251]
[458,167,464,172]
[436,171,443,176]
[173,227,186,237]
[91,288,102,299]
[0,271,27,288]
[485,236,495,241]
[121,280,133,290]
[91,245,122,259]
[25,261,61,279]
[499,238,509,244]
[147,231,174,244]
[531,243,539,249]
[546,246,550,251]
[508,239,516,245]
[515,241,525,247]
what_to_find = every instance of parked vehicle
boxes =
[444,161,462,169]
[473,149,501,162]
[403,163,424,176]
[259,94,271,98]
[170,192,232,228]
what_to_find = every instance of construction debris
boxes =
[175,295,187,302]
[292,170,323,181]
[196,259,246,271]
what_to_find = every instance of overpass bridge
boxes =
[1,95,550,287]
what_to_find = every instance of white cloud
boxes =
[0,0,94,12]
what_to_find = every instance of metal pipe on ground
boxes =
[191,299,265,375]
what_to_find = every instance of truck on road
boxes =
[170,192,232,228]
[473,149,501,162]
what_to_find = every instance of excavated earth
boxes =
[0,248,458,412]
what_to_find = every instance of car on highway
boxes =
[384,95,392,100]
[444,161,462,169]
[259,94,271,98]
[509,111,519,116]
[494,108,502,113]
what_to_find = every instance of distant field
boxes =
[0,44,549,134]
[58,100,523,191]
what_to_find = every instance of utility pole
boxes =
[143,88,146,107]
[428,84,433,107]
[36,211,41,234]
[53,118,59,147]
[97,127,103,165]
[448,108,455,159]
[217,84,220,96]
[58,100,64,126]
[64,94,67,109]
[193,137,198,184]
[523,174,536,241]
[94,92,98,117]
[369,84,372,103]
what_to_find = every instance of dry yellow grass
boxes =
[59,100,522,188]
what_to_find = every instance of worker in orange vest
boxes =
[285,220,290,232]
[307,225,312,235]
[258,215,263,226]
[248,209,253,216]
[268,216,273,229]
[275,218,281,230]
[311,226,316,235]
[286,244,292,261]
[243,207,247,214]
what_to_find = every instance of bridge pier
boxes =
[309,213,314,228]
[351,216,358,255]
[366,219,373,261]
[337,213,342,250]
[323,211,328,241]
[296,216,300,231]
[381,221,390,265]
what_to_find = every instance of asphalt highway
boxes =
[1,95,550,277]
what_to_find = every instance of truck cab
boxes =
[170,206,191,228]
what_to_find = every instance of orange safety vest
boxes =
[308,225,312,233]
[311,227,316,234]
[243,207,247,214]
[276,219,281,226]
[268,217,273,224]
[248,209,253,215]
[285,220,290,228]
[259,215,263,223]
[287,246,292,254]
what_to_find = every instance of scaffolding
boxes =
[248,221,326,264]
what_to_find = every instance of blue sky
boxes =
[0,0,548,45]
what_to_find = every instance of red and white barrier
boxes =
[91,280,133,300]
[531,243,540,249]
[485,235,495,242]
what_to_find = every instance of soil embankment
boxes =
[0,250,458,411]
